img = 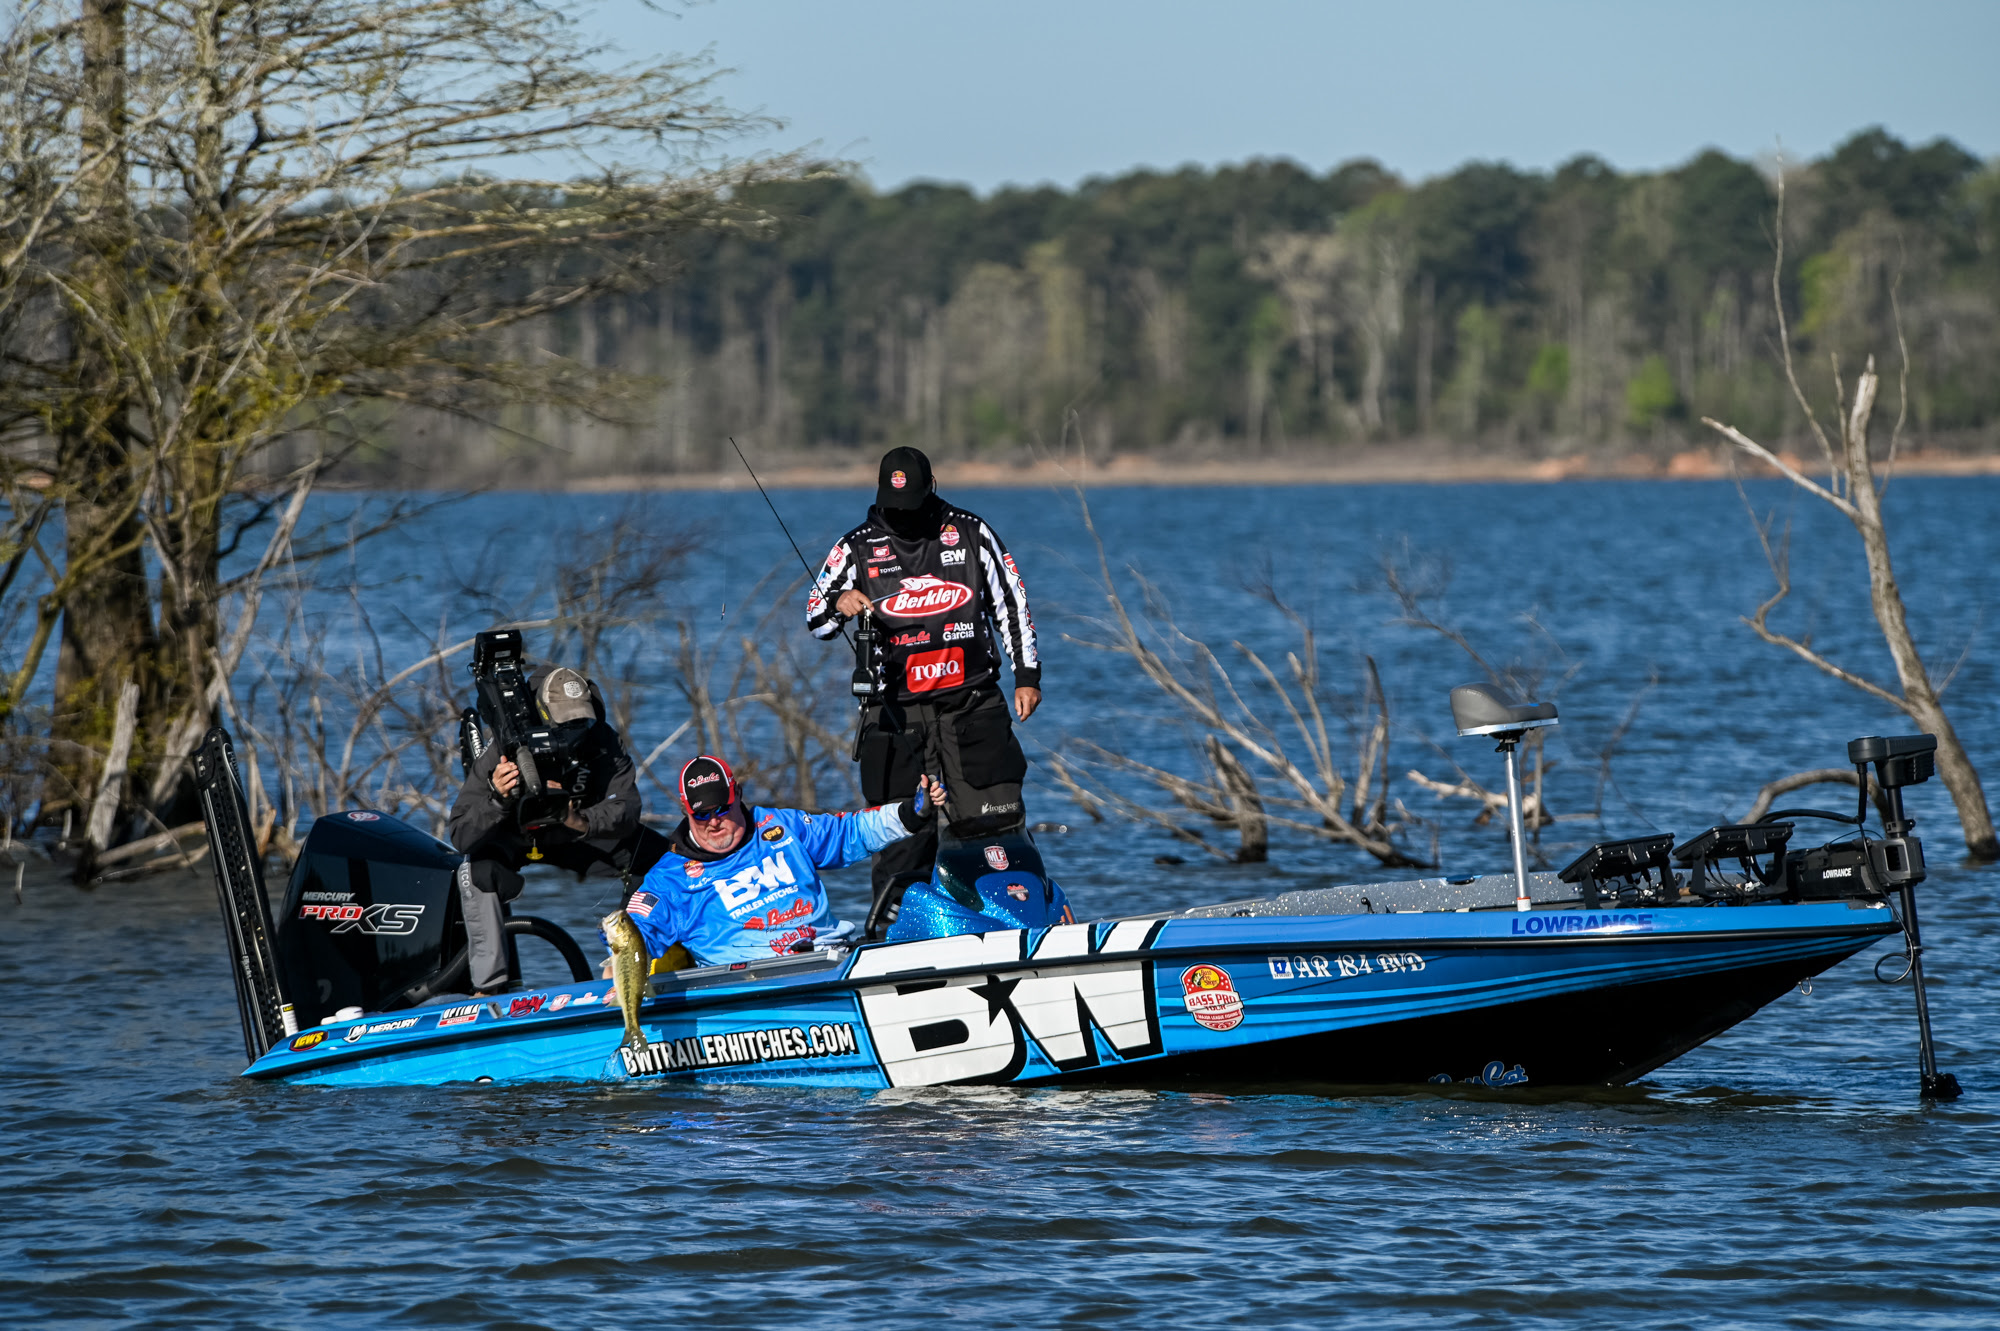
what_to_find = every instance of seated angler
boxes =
[616,755,947,969]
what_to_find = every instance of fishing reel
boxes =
[850,610,883,700]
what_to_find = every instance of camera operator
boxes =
[448,665,663,993]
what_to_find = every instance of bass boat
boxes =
[197,684,1961,1099]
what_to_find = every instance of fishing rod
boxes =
[725,437,879,702]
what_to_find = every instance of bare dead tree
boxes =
[1701,168,1996,858]
[1380,545,1571,839]
[0,0,805,843]
[1057,489,1430,869]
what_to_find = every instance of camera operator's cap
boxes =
[876,446,933,510]
[678,754,738,818]
[538,667,595,725]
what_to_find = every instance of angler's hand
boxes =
[562,801,588,834]
[836,589,873,617]
[1013,686,1041,722]
[491,757,521,798]
[913,774,949,816]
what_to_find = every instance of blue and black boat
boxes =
[196,683,1961,1098]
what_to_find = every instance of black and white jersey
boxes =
[806,502,1040,703]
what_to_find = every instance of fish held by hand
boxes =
[602,909,652,1051]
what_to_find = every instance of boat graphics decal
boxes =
[341,1015,421,1043]
[1510,911,1654,935]
[1180,965,1244,1031]
[620,1022,860,1077]
[1430,1061,1530,1088]
[849,920,1166,1087]
[1268,952,1426,980]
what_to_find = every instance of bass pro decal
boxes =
[1180,965,1245,1031]
[849,920,1166,1088]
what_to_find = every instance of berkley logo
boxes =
[1180,964,1245,1031]
[984,844,1009,871]
[904,647,964,693]
[877,575,973,619]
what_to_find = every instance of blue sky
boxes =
[586,0,1997,190]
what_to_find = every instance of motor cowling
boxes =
[275,810,466,1026]
[887,827,1072,942]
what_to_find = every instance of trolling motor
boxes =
[1845,734,1958,1101]
[1450,681,1559,911]
[457,629,594,835]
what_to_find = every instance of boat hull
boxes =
[246,900,1897,1092]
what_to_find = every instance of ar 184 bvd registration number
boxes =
[1267,952,1425,980]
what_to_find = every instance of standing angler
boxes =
[806,446,1042,936]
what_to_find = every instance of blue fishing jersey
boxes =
[624,805,910,965]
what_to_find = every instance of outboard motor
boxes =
[887,826,1073,942]
[276,811,469,1027]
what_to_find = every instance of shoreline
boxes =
[561,447,2000,493]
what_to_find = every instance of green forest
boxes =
[347,128,1998,479]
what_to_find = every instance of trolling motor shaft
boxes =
[1851,734,1960,1101]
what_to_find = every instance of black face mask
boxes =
[883,495,942,540]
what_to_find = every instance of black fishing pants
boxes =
[855,685,1027,936]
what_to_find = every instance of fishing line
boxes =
[727,435,856,652]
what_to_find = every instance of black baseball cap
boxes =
[876,447,934,510]
[678,754,738,818]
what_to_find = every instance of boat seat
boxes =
[1450,681,1558,737]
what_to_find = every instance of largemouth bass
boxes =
[602,909,652,1050]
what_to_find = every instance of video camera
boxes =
[456,629,595,835]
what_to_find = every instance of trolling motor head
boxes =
[1849,734,1935,887]
[1450,682,1558,911]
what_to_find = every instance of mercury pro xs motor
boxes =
[195,726,594,1055]
[275,810,595,1028]
[274,809,472,1027]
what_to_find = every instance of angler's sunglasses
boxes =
[690,802,735,823]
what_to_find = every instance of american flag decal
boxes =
[627,891,657,919]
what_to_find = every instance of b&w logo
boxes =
[850,921,1166,1087]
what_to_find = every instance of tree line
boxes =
[374,128,1999,482]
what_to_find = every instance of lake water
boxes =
[5,477,1999,1327]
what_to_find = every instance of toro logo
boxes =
[904,647,965,693]
[940,524,960,548]
[1180,965,1245,1031]
[877,575,974,620]
[871,544,891,560]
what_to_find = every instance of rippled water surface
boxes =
[6,478,2000,1327]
